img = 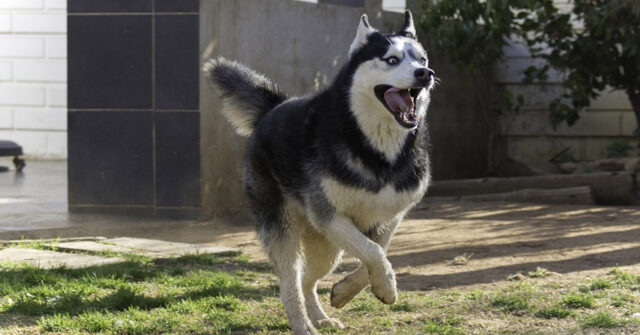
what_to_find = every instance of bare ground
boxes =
[174,200,640,292]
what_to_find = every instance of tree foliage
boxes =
[417,0,640,140]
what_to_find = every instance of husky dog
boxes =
[204,11,435,335]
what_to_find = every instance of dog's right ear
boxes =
[349,14,377,57]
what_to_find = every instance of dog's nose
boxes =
[414,68,435,81]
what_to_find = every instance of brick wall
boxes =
[0,0,66,159]
[495,0,636,171]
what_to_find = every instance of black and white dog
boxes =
[204,11,435,335]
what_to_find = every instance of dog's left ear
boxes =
[349,14,378,57]
[399,10,416,39]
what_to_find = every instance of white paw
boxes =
[370,268,397,305]
[330,277,366,308]
[291,322,319,335]
[314,318,344,329]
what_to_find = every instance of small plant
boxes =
[609,268,640,289]
[610,293,632,307]
[450,253,473,266]
[606,140,633,158]
[588,279,613,291]
[528,267,551,278]
[582,312,622,328]
[11,237,60,251]
[535,306,574,319]
[562,293,595,309]
[491,294,530,313]
[465,289,484,301]
[424,317,463,335]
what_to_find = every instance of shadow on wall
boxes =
[199,0,492,217]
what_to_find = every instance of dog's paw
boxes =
[291,322,319,335]
[330,277,367,309]
[370,269,397,305]
[314,318,344,329]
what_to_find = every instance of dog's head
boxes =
[348,11,435,129]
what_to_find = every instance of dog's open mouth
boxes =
[374,85,422,128]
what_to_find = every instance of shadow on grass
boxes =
[0,253,277,321]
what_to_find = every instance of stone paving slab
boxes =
[103,237,239,257]
[0,247,125,269]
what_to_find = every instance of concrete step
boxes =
[54,238,239,258]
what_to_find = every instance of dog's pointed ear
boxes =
[349,14,377,57]
[399,10,416,38]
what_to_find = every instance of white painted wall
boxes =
[495,1,636,170]
[0,0,67,160]
[297,0,406,12]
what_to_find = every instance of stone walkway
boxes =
[0,237,239,269]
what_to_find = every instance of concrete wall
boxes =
[200,0,380,217]
[0,0,67,159]
[495,0,637,171]
[199,0,490,217]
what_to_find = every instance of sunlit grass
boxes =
[0,251,639,334]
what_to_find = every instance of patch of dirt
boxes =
[171,199,640,292]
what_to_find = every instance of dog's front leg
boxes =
[314,215,397,305]
[330,218,400,308]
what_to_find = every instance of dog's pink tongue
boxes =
[384,87,413,113]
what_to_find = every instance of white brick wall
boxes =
[0,0,66,159]
[494,0,637,169]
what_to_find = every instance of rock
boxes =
[558,162,578,174]
[597,160,626,172]
[0,247,124,269]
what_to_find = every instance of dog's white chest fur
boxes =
[320,176,428,231]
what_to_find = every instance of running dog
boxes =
[204,11,435,335]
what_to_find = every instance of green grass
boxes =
[5,237,60,251]
[535,306,574,319]
[1,247,639,335]
[527,267,551,278]
[579,278,613,292]
[562,293,595,309]
[582,312,622,328]
[610,268,640,289]
[424,317,463,335]
[388,299,415,312]
[1,253,285,334]
[491,294,530,313]
[490,284,534,313]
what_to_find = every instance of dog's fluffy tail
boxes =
[203,57,287,136]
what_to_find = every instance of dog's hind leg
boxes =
[246,167,317,335]
[301,231,344,329]
[329,217,402,308]
[265,229,318,335]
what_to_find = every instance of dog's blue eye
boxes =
[419,57,426,65]
[385,57,399,65]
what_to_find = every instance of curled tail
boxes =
[203,57,287,136]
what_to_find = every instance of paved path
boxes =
[0,237,239,269]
